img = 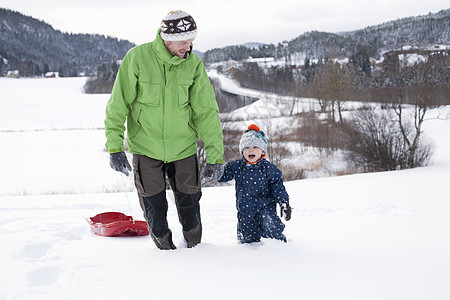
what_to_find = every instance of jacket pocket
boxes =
[138,73,162,106]
[177,77,193,107]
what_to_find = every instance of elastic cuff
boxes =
[108,149,123,153]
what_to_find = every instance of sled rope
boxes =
[121,173,136,224]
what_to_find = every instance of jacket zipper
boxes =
[163,64,167,162]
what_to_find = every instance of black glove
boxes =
[280,203,292,221]
[110,151,132,176]
[201,163,224,184]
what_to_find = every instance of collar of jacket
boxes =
[244,154,267,165]
[239,157,267,170]
[153,29,193,66]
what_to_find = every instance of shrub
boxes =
[342,107,433,171]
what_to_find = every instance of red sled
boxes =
[87,212,149,237]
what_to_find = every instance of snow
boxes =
[1,77,450,299]
[399,53,428,66]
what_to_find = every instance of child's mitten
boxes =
[280,203,292,221]
[201,163,224,184]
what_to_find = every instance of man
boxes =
[105,10,224,250]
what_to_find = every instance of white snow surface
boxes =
[1,77,450,299]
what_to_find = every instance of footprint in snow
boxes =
[13,242,52,259]
[27,266,61,287]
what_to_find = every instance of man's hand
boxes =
[201,163,224,184]
[110,152,132,176]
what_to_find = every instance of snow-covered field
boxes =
[1,77,450,299]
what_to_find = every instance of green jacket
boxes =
[105,30,224,164]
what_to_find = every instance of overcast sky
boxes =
[2,0,448,52]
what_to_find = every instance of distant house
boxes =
[45,72,59,78]
[382,48,449,69]
[243,56,277,68]
[244,57,275,65]
[225,66,237,75]
[7,70,19,78]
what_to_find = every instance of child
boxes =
[218,124,292,243]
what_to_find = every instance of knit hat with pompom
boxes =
[239,124,268,154]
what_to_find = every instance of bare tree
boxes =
[310,59,357,123]
[343,55,440,172]
[390,56,442,168]
[308,64,329,113]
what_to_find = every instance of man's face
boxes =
[164,39,195,58]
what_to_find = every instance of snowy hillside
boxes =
[208,69,371,119]
[0,8,134,77]
[1,77,450,299]
[203,9,450,64]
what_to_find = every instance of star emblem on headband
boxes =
[177,19,192,32]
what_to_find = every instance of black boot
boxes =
[183,222,202,248]
[150,230,176,250]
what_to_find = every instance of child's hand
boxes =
[201,163,224,184]
[280,203,292,221]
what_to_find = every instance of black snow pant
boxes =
[133,154,202,249]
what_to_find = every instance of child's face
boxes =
[243,146,263,163]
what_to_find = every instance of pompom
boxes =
[247,124,260,131]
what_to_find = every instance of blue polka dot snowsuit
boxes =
[219,158,290,243]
